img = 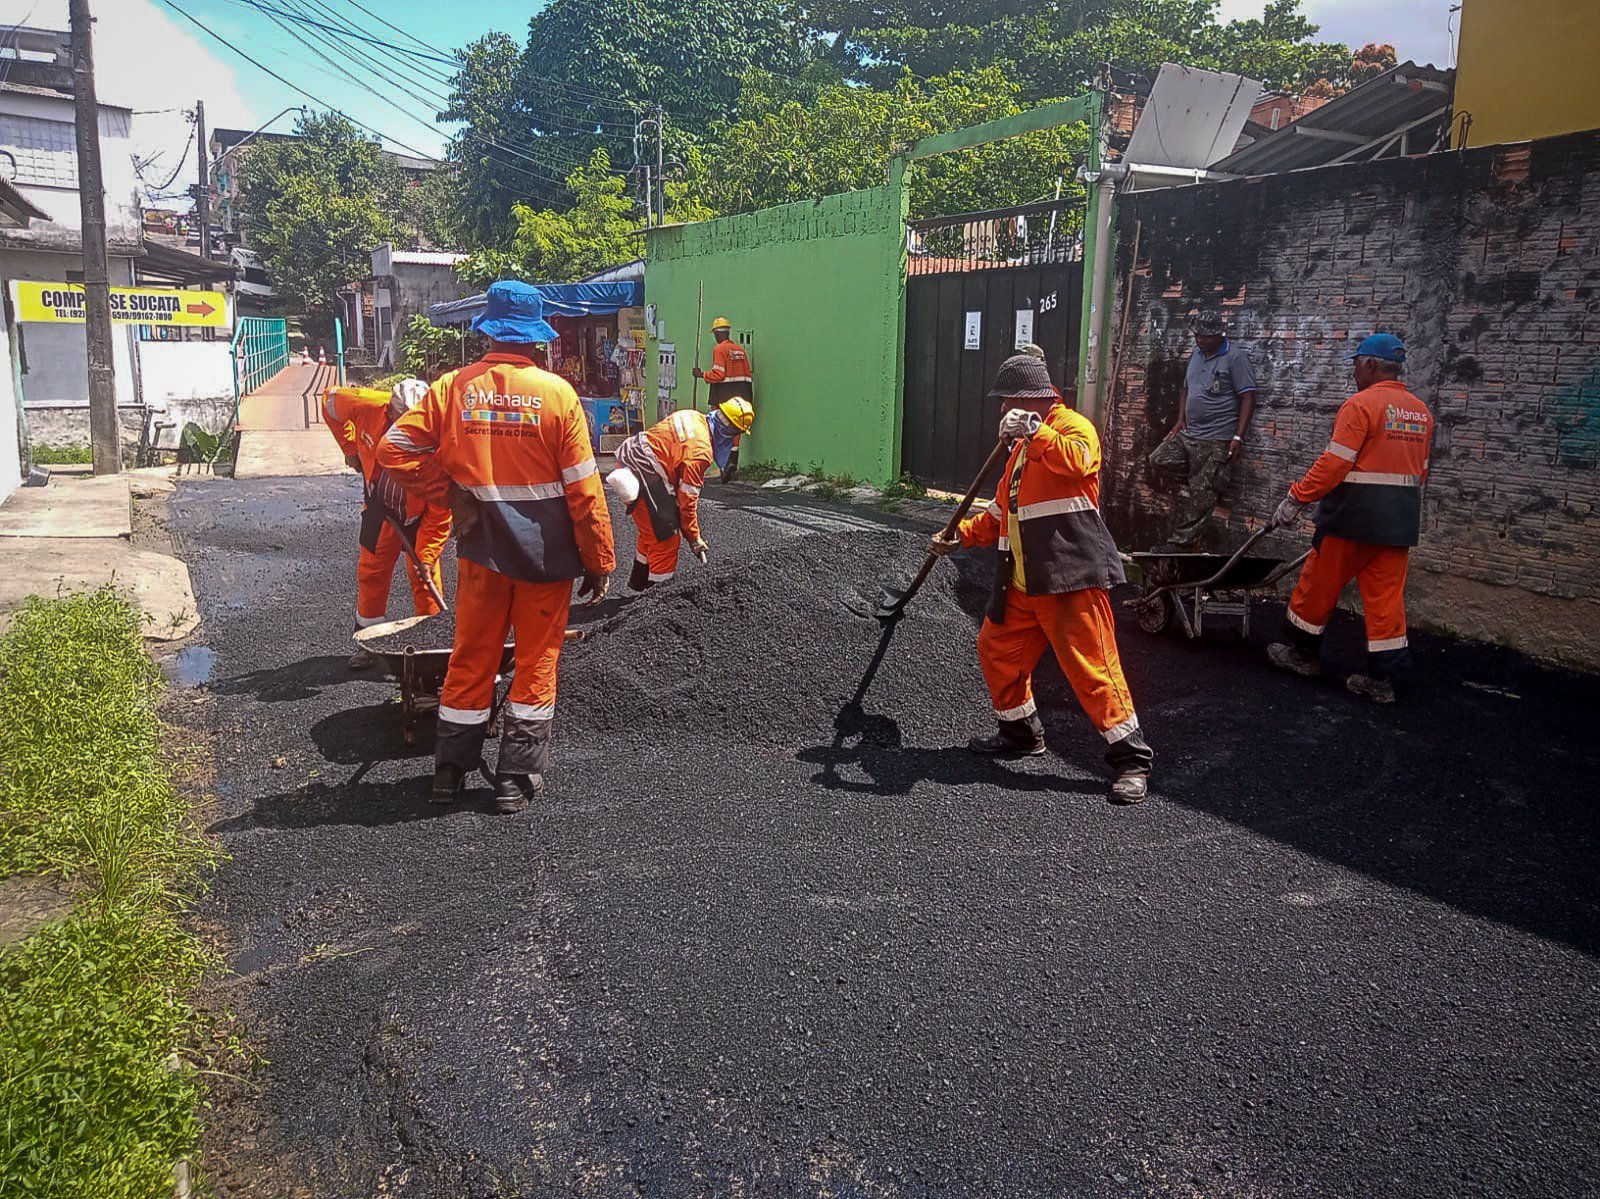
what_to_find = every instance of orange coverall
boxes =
[615,408,716,590]
[960,403,1152,774]
[322,387,452,627]
[702,338,752,407]
[376,352,615,777]
[1283,378,1433,675]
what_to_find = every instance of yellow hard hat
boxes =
[711,316,732,331]
[716,396,754,434]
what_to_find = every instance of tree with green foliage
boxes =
[705,67,1087,220]
[438,33,530,246]
[458,150,643,289]
[236,113,400,323]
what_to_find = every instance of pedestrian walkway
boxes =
[234,360,348,479]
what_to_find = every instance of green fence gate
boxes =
[232,316,289,402]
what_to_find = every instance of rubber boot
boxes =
[493,772,543,815]
[1346,673,1396,704]
[1105,728,1154,806]
[431,763,465,805]
[1267,641,1322,678]
[967,715,1046,756]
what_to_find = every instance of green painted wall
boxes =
[644,181,908,484]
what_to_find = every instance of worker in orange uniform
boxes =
[1265,333,1434,703]
[605,397,754,590]
[693,316,753,416]
[323,379,453,670]
[377,281,616,814]
[929,354,1154,805]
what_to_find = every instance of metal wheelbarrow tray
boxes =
[1128,528,1310,640]
[353,614,515,745]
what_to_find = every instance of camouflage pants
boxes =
[1147,432,1234,548]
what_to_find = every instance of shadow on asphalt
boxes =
[308,701,425,765]
[210,654,359,703]
[207,777,497,833]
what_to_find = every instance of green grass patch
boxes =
[734,459,802,485]
[0,587,228,1198]
[28,444,93,466]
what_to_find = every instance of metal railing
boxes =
[233,316,290,398]
[907,199,1083,276]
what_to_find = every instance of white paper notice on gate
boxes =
[964,311,982,350]
[1014,308,1035,349]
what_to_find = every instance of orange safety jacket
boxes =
[959,401,1124,621]
[702,339,752,386]
[1290,379,1433,547]
[616,408,716,543]
[375,352,615,583]
[322,385,429,522]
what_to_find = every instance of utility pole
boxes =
[68,0,119,475]
[654,104,666,226]
[194,99,211,260]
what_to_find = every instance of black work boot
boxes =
[493,772,544,815]
[348,646,377,671]
[1346,673,1396,704]
[1105,728,1155,806]
[431,763,465,805]
[968,715,1046,757]
[1267,641,1322,678]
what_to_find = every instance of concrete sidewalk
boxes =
[0,468,199,640]
[235,362,348,478]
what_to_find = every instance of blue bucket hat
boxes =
[471,280,558,344]
[1348,332,1406,364]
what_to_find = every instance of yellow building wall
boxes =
[1454,0,1600,146]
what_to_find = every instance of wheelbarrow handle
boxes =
[898,438,1012,606]
[1138,525,1275,605]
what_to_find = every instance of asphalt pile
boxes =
[358,613,458,655]
[561,528,994,747]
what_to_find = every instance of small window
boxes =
[0,115,79,188]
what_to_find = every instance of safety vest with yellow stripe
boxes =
[1290,379,1434,547]
[958,402,1125,620]
[376,352,615,584]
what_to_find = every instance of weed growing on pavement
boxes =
[27,444,93,466]
[735,459,802,485]
[0,587,230,1198]
[879,472,929,511]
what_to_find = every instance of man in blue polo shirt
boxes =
[1148,309,1257,550]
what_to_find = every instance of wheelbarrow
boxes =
[1128,528,1310,640]
[353,614,587,745]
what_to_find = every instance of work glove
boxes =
[344,452,362,473]
[928,531,961,557]
[577,572,610,606]
[1270,495,1305,530]
[690,537,709,564]
[448,484,481,539]
[999,408,1042,443]
[692,366,704,379]
[390,377,429,414]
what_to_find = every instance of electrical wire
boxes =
[266,0,584,188]
[158,0,445,162]
[140,112,197,194]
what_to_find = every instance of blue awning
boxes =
[428,279,643,328]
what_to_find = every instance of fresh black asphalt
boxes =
[170,474,1600,1199]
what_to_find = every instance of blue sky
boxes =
[1,0,1460,200]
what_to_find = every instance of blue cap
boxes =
[470,280,558,344]
[1348,332,1406,364]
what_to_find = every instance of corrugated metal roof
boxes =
[1211,62,1454,176]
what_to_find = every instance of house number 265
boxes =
[1039,291,1059,313]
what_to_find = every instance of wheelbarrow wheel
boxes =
[1136,589,1176,635]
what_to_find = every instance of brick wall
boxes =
[1105,130,1600,670]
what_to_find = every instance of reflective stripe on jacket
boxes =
[958,402,1125,619]
[323,386,431,522]
[702,340,752,385]
[618,408,715,543]
[375,352,615,584]
[1290,379,1433,547]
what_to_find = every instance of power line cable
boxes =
[140,111,197,194]
[265,0,584,188]
[158,0,445,162]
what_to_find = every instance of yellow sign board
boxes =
[9,281,230,329]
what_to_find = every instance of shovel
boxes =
[381,511,450,614]
[871,438,1010,622]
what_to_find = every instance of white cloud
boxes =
[1,0,260,202]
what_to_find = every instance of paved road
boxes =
[173,475,1600,1199]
